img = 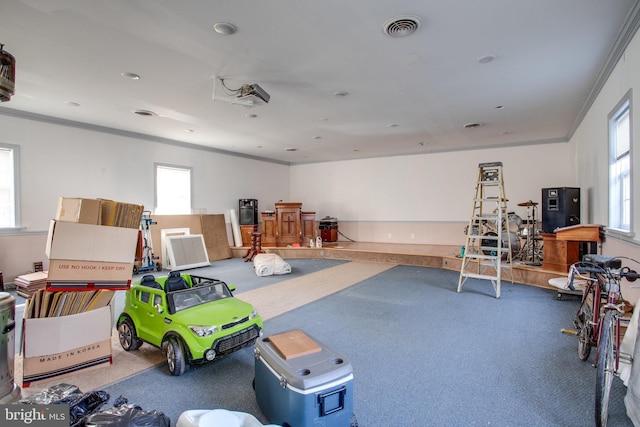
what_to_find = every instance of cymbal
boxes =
[517,201,538,207]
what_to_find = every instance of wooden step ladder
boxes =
[457,162,513,298]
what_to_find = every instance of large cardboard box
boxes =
[46,220,138,282]
[22,306,112,387]
[56,197,102,225]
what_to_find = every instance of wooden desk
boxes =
[542,225,603,272]
[542,233,580,273]
[554,224,603,242]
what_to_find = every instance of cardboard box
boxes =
[47,259,134,283]
[22,306,112,387]
[56,197,102,225]
[46,220,138,282]
[46,220,138,263]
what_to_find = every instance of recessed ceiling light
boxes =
[312,136,322,140]
[245,113,257,118]
[133,109,157,117]
[65,101,80,107]
[477,55,496,64]
[320,117,329,121]
[213,22,237,35]
[387,123,399,128]
[495,105,504,110]
[122,72,140,80]
[332,91,349,97]
[184,129,194,133]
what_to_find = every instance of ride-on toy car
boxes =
[117,272,263,376]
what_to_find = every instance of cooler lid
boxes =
[256,330,352,390]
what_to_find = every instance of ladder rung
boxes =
[461,272,499,281]
[464,253,500,260]
[474,198,507,203]
[473,215,500,221]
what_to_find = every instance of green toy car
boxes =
[117,272,263,376]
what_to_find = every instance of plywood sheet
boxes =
[269,329,321,360]
[200,214,232,260]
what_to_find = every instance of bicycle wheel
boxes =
[595,310,616,427]
[576,304,592,360]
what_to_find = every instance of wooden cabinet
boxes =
[302,212,316,241]
[240,224,257,247]
[276,202,303,247]
[261,203,315,247]
[541,233,580,273]
[261,212,277,247]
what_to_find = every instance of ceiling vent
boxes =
[383,16,421,38]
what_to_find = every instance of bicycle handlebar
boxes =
[620,267,640,282]
[575,266,606,275]
[573,265,640,282]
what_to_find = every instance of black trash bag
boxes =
[84,404,170,427]
[19,383,83,405]
[68,390,110,427]
[18,383,109,427]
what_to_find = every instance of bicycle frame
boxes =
[570,255,638,427]
[596,289,622,374]
[575,270,623,371]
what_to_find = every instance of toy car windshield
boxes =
[167,281,232,314]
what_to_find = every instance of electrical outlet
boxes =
[410,233,415,240]
[387,233,392,239]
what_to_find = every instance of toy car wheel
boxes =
[167,337,186,376]
[155,262,162,272]
[118,319,142,351]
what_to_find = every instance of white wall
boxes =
[1,115,290,231]
[0,115,290,281]
[573,27,640,240]
[570,26,640,303]
[290,143,574,243]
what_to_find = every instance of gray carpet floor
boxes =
[60,261,637,426]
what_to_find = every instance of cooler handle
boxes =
[318,385,346,416]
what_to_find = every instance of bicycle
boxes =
[569,254,640,427]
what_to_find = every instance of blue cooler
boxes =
[254,330,354,427]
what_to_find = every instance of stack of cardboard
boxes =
[46,197,143,287]
[23,289,114,319]
[22,196,143,388]
[14,271,48,298]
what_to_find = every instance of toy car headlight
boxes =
[250,310,259,319]
[189,325,218,337]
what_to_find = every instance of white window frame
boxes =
[154,163,193,215]
[608,91,632,234]
[0,143,21,230]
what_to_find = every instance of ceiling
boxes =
[1,1,639,165]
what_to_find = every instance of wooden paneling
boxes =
[542,233,579,273]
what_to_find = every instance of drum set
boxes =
[464,200,543,265]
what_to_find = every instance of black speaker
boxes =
[239,199,258,225]
[541,187,580,233]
